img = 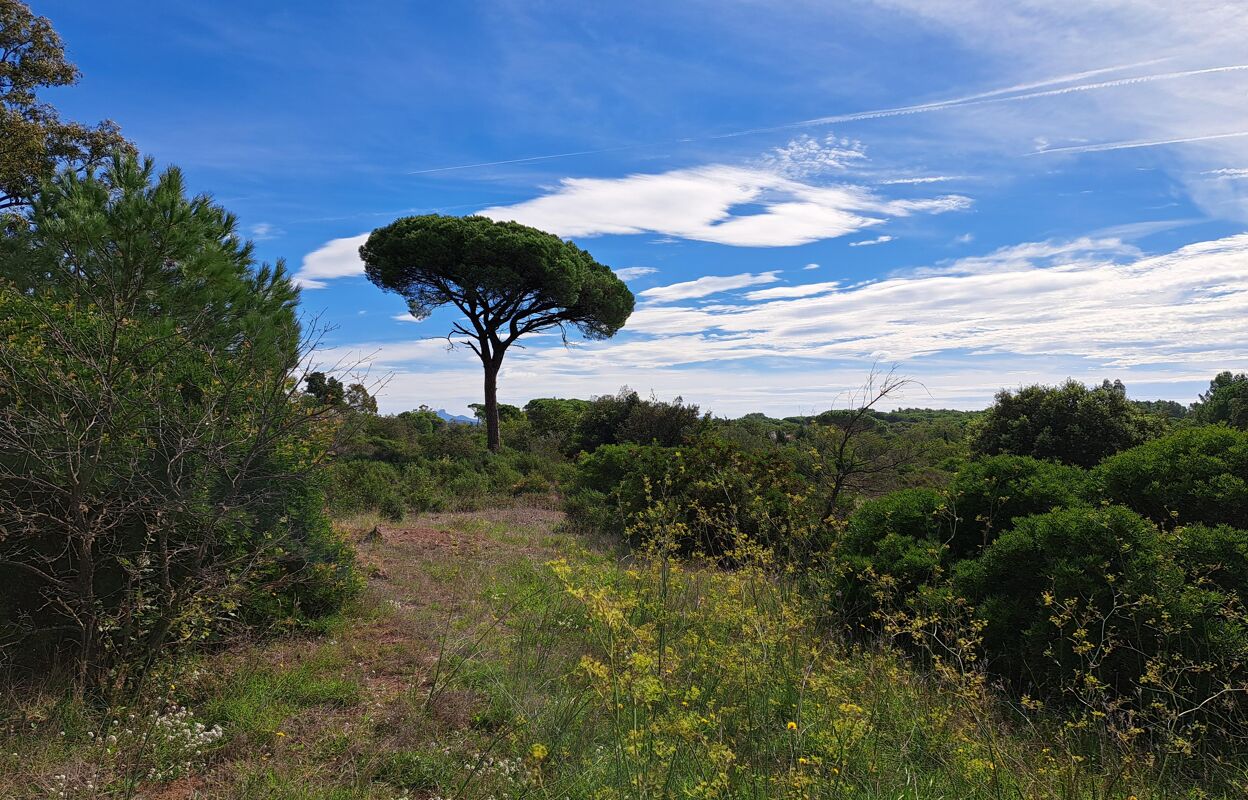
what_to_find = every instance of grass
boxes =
[3,504,1245,798]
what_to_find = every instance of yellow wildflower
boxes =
[530,743,549,761]
[786,721,798,731]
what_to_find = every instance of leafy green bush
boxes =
[1094,425,1248,529]
[1174,523,1248,600]
[971,379,1165,467]
[567,433,821,558]
[944,455,1089,558]
[837,488,949,619]
[955,506,1177,691]
[951,505,1248,737]
[325,460,406,521]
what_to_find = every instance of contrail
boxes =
[1029,130,1248,156]
[724,63,1248,138]
[407,61,1248,174]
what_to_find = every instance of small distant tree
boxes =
[524,397,591,441]
[971,379,1163,467]
[345,382,378,414]
[305,371,345,406]
[1191,371,1248,430]
[469,402,522,423]
[361,215,634,451]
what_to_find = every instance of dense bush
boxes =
[325,460,407,521]
[573,389,703,452]
[567,433,822,558]
[0,155,356,692]
[971,379,1165,467]
[837,489,949,616]
[953,506,1248,736]
[954,506,1173,688]
[944,455,1089,558]
[1095,425,1248,529]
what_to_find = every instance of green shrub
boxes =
[971,379,1165,467]
[567,434,821,558]
[1174,523,1248,600]
[945,455,1089,558]
[324,460,405,521]
[837,489,949,620]
[951,505,1248,737]
[954,506,1177,692]
[1094,425,1248,529]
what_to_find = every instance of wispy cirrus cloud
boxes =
[640,271,781,302]
[614,266,659,280]
[849,234,894,247]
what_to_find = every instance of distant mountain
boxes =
[436,409,478,425]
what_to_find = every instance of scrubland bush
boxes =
[1095,424,1248,529]
[0,155,356,695]
[566,433,824,558]
[971,379,1167,467]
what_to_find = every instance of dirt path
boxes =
[150,505,579,799]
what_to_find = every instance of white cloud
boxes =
[293,232,368,289]
[640,271,781,302]
[910,237,1138,276]
[479,164,969,247]
[614,266,659,280]
[1206,168,1248,179]
[249,222,282,240]
[849,234,895,247]
[877,176,965,185]
[745,281,841,300]
[334,233,1248,417]
[803,262,820,270]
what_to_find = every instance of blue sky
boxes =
[40,1,1248,415]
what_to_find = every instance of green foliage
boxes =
[524,397,591,440]
[573,388,703,452]
[1175,522,1248,600]
[1191,371,1248,429]
[839,488,948,610]
[0,153,355,691]
[305,371,345,406]
[971,379,1165,467]
[567,432,821,558]
[325,460,407,521]
[0,0,133,214]
[954,505,1173,687]
[949,506,1248,742]
[1094,425,1248,529]
[944,454,1089,558]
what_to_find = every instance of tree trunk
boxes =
[483,360,502,452]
